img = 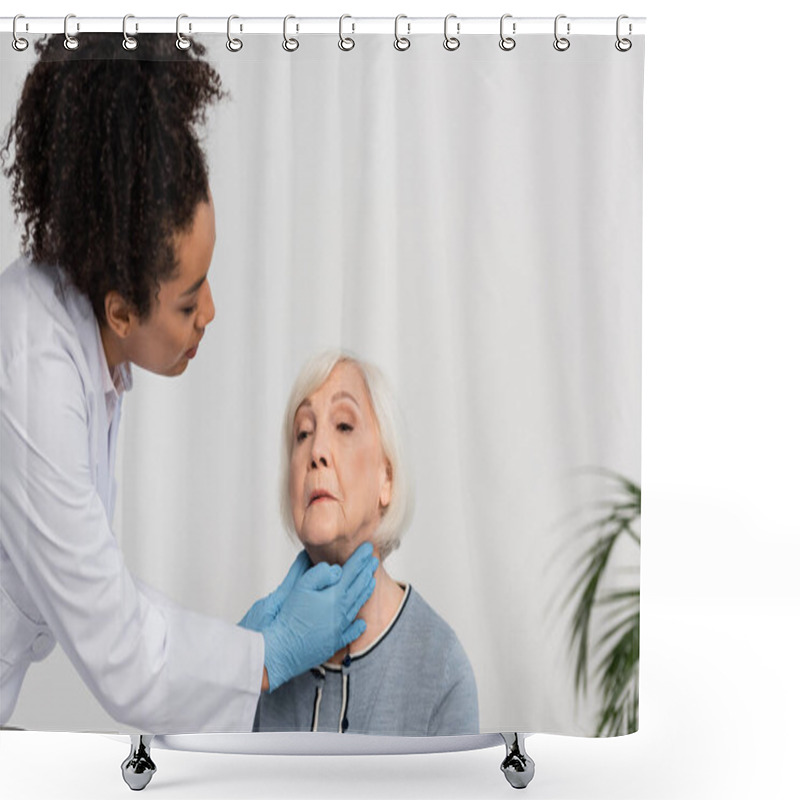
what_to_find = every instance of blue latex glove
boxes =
[238,550,312,632]
[259,542,378,692]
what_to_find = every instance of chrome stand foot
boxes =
[121,735,156,791]
[500,732,535,789]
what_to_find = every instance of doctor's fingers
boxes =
[238,595,275,629]
[340,542,377,586]
[344,570,377,622]
[298,561,343,592]
[238,551,312,627]
[273,550,313,602]
[341,617,368,648]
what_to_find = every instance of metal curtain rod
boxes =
[1,16,646,36]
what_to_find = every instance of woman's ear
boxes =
[379,459,393,510]
[104,291,135,338]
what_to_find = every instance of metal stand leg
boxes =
[500,732,535,789]
[121,735,157,791]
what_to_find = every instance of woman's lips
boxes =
[186,333,204,360]
[309,493,335,506]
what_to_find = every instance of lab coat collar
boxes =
[96,327,133,400]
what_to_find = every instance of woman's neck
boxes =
[99,322,124,371]
[327,561,404,665]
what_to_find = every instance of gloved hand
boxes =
[238,550,312,632]
[259,542,378,692]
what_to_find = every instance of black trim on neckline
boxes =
[323,584,412,669]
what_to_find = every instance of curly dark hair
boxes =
[1,34,225,321]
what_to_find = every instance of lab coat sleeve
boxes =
[0,344,264,732]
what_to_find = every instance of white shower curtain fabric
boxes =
[1,32,644,735]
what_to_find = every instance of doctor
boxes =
[0,34,376,732]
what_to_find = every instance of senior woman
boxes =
[253,352,479,736]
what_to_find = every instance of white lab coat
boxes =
[0,258,264,732]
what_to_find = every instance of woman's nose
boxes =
[196,281,215,329]
[310,435,330,469]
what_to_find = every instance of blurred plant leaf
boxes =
[562,469,640,736]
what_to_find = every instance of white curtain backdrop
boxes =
[3,33,644,733]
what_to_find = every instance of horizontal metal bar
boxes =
[0,16,646,36]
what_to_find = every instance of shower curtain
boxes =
[1,25,644,738]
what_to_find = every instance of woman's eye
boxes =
[181,304,198,316]
[296,430,310,443]
[337,422,353,433]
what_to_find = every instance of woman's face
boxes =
[290,361,392,564]
[123,198,216,376]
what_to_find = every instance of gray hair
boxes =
[279,351,414,560]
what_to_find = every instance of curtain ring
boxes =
[394,14,410,51]
[615,15,632,52]
[499,14,516,51]
[226,15,243,52]
[443,14,460,51]
[283,15,299,52]
[553,14,570,52]
[338,14,355,51]
[122,14,138,51]
[176,14,191,51]
[12,15,29,51]
[63,13,79,51]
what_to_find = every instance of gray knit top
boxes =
[253,584,479,736]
